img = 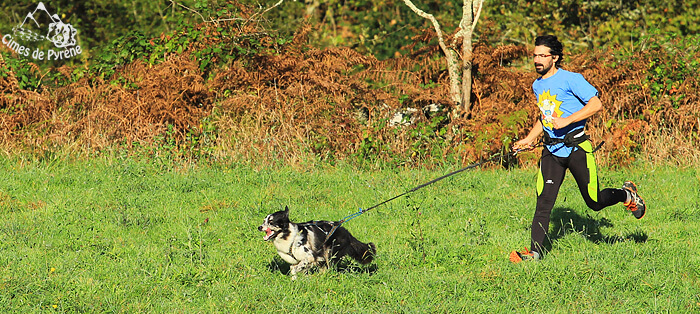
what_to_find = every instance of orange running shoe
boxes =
[623,181,646,219]
[509,247,540,263]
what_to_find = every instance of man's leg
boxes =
[568,142,627,211]
[531,149,567,254]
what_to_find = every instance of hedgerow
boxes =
[0,3,698,168]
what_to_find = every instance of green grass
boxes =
[0,156,699,312]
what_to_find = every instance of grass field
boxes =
[0,156,698,312]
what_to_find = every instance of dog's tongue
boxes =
[263,228,273,241]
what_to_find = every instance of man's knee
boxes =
[586,200,605,211]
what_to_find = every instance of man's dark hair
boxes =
[535,35,563,67]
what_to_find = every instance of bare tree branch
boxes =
[169,0,255,26]
[251,0,285,21]
[402,0,447,54]
[240,0,285,31]
[403,0,462,105]
[170,0,207,23]
[472,0,484,32]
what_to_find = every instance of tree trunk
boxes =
[460,0,474,118]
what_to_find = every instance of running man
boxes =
[509,35,646,262]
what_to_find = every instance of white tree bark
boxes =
[404,0,484,118]
[460,0,474,117]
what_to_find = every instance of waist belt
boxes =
[542,129,589,147]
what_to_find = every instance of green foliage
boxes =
[408,113,448,162]
[2,1,278,79]
[0,52,69,92]
[90,31,156,80]
[258,0,465,60]
[86,7,288,81]
[2,0,699,63]
[354,117,395,167]
[0,53,40,91]
[126,120,218,166]
[639,31,700,108]
[351,109,451,169]
[486,0,700,53]
[0,1,204,54]
[498,109,529,147]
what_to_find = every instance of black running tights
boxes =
[530,145,628,254]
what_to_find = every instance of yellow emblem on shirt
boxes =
[537,90,564,129]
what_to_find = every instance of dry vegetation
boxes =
[0,20,698,168]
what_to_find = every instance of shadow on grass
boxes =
[267,256,378,276]
[548,207,648,249]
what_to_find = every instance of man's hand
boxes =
[550,116,572,129]
[513,138,535,152]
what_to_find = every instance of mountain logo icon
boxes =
[12,2,77,48]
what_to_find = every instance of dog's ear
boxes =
[283,206,290,217]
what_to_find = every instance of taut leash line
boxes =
[322,149,525,242]
[359,149,522,216]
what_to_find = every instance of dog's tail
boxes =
[349,240,376,264]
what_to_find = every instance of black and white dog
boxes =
[258,206,376,279]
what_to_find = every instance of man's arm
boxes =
[551,96,603,130]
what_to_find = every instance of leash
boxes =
[321,148,527,242]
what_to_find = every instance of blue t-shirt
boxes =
[532,69,598,157]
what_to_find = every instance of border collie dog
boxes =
[258,206,376,279]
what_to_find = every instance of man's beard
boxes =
[535,62,551,75]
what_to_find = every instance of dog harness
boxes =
[282,242,300,264]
